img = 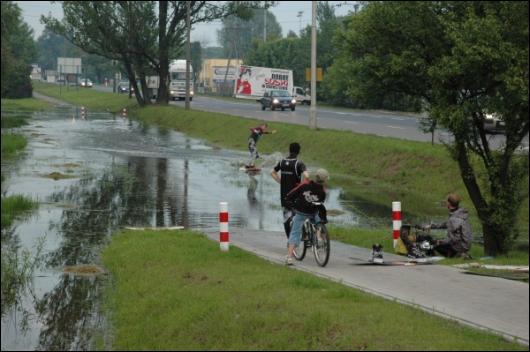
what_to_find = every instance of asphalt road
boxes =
[92,84,528,150]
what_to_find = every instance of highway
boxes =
[93,84,528,149]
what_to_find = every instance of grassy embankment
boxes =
[1,97,42,313]
[1,97,44,225]
[133,105,528,265]
[101,229,526,351]
[32,84,529,264]
[32,81,137,113]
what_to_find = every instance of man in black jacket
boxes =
[270,142,309,239]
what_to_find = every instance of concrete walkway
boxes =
[205,228,529,345]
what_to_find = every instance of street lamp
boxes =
[297,11,303,34]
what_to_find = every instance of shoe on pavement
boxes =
[285,256,294,266]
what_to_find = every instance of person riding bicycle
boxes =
[246,123,276,169]
[422,193,473,258]
[270,142,309,240]
[283,168,329,265]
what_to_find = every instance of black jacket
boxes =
[285,180,326,215]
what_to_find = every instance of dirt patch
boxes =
[44,172,78,180]
[327,209,346,216]
[63,264,106,276]
[52,162,82,168]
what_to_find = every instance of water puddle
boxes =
[2,105,376,350]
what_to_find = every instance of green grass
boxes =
[101,229,525,350]
[1,133,27,159]
[33,81,136,113]
[133,105,528,234]
[464,268,529,283]
[1,115,29,129]
[329,226,529,266]
[1,195,37,229]
[1,97,51,111]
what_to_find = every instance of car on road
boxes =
[260,90,296,111]
[483,113,505,134]
[79,78,93,88]
[117,81,132,94]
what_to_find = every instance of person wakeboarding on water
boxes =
[245,123,276,169]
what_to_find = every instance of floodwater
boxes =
[1,105,384,350]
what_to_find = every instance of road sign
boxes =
[305,67,323,82]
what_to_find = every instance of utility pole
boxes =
[185,1,191,110]
[309,1,317,130]
[263,5,267,41]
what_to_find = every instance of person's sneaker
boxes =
[285,256,294,266]
[371,244,384,263]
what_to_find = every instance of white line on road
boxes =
[387,125,406,130]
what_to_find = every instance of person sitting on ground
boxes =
[423,193,473,258]
[283,169,329,265]
[246,123,276,168]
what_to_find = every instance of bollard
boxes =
[219,202,229,251]
[121,108,127,118]
[392,201,401,248]
[81,106,86,119]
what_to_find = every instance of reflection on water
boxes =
[1,106,364,350]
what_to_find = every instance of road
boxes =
[205,228,529,345]
[92,84,528,149]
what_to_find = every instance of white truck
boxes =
[145,59,194,101]
[169,59,193,101]
[234,64,310,104]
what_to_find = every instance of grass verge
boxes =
[1,133,27,160]
[330,226,529,266]
[1,97,51,111]
[101,229,525,350]
[132,105,528,234]
[33,81,136,113]
[0,195,36,229]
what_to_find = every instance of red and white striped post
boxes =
[219,202,229,251]
[392,201,402,248]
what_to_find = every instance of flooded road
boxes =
[1,105,369,350]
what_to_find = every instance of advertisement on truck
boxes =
[234,65,293,100]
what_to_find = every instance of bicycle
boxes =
[291,205,330,267]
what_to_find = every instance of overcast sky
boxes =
[16,1,356,46]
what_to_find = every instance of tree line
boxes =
[1,1,37,98]
[42,1,271,106]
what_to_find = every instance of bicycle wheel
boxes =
[293,223,308,261]
[313,224,330,267]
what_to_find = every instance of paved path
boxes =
[206,228,529,345]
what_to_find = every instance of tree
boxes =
[1,1,37,98]
[42,2,158,106]
[43,1,269,105]
[335,1,529,255]
[217,8,282,61]
[190,41,202,86]
[36,28,115,83]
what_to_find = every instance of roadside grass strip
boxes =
[1,133,27,159]
[1,97,51,111]
[101,230,525,351]
[1,195,37,229]
[32,83,528,237]
[33,82,136,113]
[330,227,529,266]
